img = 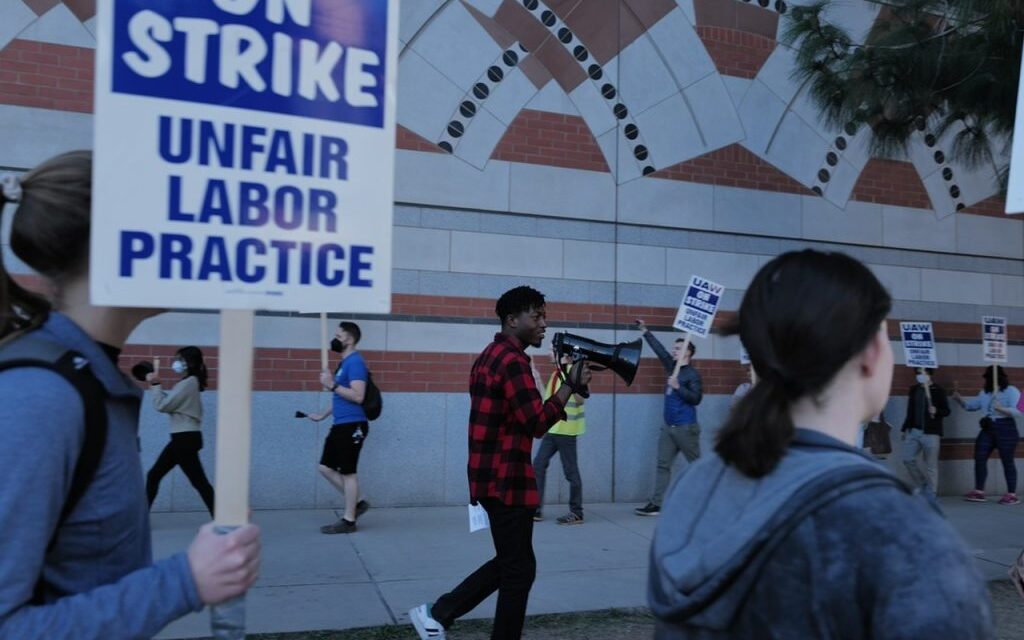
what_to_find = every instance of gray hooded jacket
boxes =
[648,429,992,639]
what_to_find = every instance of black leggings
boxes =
[147,431,215,515]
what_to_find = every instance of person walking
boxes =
[955,365,1022,505]
[145,346,215,516]
[409,286,590,640]
[533,353,586,525]
[634,319,702,517]
[0,151,260,638]
[648,250,991,638]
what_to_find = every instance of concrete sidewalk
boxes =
[153,498,1024,638]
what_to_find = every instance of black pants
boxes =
[432,498,536,640]
[147,431,215,515]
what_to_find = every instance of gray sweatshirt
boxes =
[152,375,202,433]
[649,429,992,639]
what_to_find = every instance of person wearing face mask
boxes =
[900,368,949,494]
[145,346,215,516]
[302,321,371,534]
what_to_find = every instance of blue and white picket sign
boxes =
[983,316,1008,363]
[91,0,398,312]
[673,275,724,338]
[899,321,937,369]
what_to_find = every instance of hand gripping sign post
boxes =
[671,275,724,378]
[92,1,398,636]
[983,316,1008,391]
[900,322,938,407]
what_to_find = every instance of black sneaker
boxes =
[634,503,660,516]
[533,511,543,522]
[356,500,370,518]
[321,518,357,534]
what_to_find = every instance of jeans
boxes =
[902,429,940,491]
[533,434,582,516]
[651,423,701,506]
[432,498,536,640]
[974,418,1020,493]
[146,431,215,515]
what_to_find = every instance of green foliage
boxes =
[783,0,1024,169]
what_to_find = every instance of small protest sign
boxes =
[673,275,724,339]
[983,316,1008,363]
[899,322,938,369]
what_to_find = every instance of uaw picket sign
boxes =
[899,322,938,369]
[983,316,1008,363]
[673,275,724,338]
[91,0,397,313]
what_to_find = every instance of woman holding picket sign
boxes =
[0,151,260,638]
[954,365,1022,505]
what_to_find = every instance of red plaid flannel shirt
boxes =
[467,333,567,508]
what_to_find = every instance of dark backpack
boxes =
[0,330,110,602]
[362,371,382,421]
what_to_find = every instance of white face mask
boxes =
[915,373,929,385]
[171,360,186,374]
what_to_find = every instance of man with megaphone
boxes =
[410,286,591,640]
[634,319,704,517]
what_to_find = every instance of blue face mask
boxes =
[916,374,929,385]
[171,360,186,374]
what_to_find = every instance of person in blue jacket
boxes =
[0,151,261,638]
[648,250,991,639]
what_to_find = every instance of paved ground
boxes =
[153,497,1024,638]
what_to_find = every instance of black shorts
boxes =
[320,422,368,475]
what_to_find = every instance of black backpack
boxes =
[362,371,382,421]
[0,332,109,527]
[0,330,110,601]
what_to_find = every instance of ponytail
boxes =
[0,151,92,340]
[715,250,891,478]
[716,379,794,477]
[0,182,50,339]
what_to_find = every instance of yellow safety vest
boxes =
[545,370,586,436]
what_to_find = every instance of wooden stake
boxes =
[320,313,329,371]
[214,309,255,526]
[153,357,160,375]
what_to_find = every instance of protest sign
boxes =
[983,316,1008,363]
[900,322,938,369]
[673,275,724,338]
[91,0,397,314]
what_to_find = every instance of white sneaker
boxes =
[409,603,446,639]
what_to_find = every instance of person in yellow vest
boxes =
[533,353,586,524]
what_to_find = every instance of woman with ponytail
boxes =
[648,250,991,639]
[0,152,259,638]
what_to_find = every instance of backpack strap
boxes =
[0,333,109,551]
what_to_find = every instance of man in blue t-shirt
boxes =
[303,321,371,534]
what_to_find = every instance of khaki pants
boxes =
[651,423,700,506]
[902,428,940,492]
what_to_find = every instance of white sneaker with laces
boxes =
[409,603,446,639]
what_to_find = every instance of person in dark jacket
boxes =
[900,368,950,494]
[648,250,991,639]
[634,319,703,517]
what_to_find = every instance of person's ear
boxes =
[859,322,889,378]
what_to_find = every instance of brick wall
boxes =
[850,158,933,209]
[490,109,609,173]
[396,126,444,154]
[0,39,93,113]
[652,143,813,194]
[695,26,775,79]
